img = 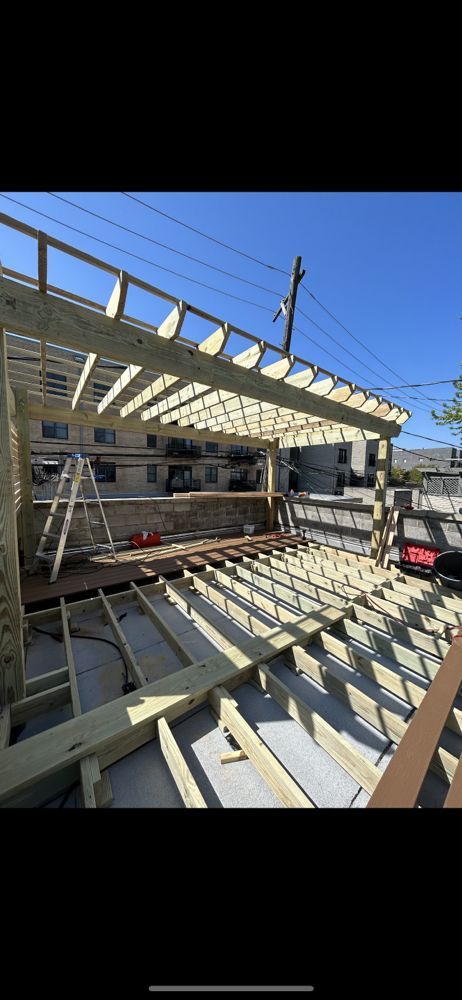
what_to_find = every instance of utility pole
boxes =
[272,255,305,353]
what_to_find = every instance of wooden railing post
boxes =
[370,438,391,559]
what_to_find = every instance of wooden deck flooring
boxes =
[20,531,299,607]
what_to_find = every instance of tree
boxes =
[432,368,462,441]
[408,466,423,485]
[389,464,407,484]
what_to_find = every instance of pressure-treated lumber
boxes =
[266,439,278,530]
[0,328,25,703]
[71,352,99,409]
[349,603,450,660]
[0,607,347,805]
[157,716,207,808]
[98,589,147,688]
[28,401,269,449]
[288,644,458,786]
[208,684,314,807]
[0,705,11,749]
[129,582,194,668]
[25,666,69,697]
[252,557,349,609]
[370,438,391,559]
[11,682,71,726]
[220,749,248,764]
[254,663,382,795]
[367,637,462,807]
[0,277,404,439]
[14,388,36,569]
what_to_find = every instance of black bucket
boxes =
[433,550,462,591]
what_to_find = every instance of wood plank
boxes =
[276,548,385,593]
[351,603,450,660]
[367,638,462,807]
[29,401,269,449]
[94,769,113,808]
[11,682,71,726]
[288,644,458,786]
[158,716,207,808]
[106,270,128,320]
[71,352,99,409]
[129,582,194,667]
[0,276,403,439]
[254,663,382,795]
[266,439,278,530]
[389,578,462,613]
[370,438,391,559]
[0,606,347,805]
[0,328,25,702]
[14,388,36,569]
[0,705,11,749]
[337,615,444,680]
[98,589,147,688]
[26,666,69,696]
[60,596,103,808]
[373,586,462,628]
[208,684,313,807]
[220,749,248,764]
[252,557,349,609]
[60,598,82,714]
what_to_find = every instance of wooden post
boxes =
[14,389,36,571]
[370,437,391,560]
[0,329,26,703]
[282,256,303,353]
[266,439,279,531]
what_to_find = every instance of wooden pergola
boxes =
[0,210,412,708]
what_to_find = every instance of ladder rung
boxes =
[41,531,62,539]
[89,520,105,525]
[35,553,54,561]
[50,512,67,519]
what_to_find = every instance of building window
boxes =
[338,448,347,465]
[147,434,157,449]
[41,420,68,440]
[41,371,67,398]
[93,381,110,402]
[205,466,218,483]
[231,445,248,455]
[94,428,116,445]
[93,462,116,483]
[147,464,157,483]
[336,472,345,488]
[367,474,375,487]
[167,437,192,449]
[230,468,248,482]
[206,441,218,454]
[368,453,376,467]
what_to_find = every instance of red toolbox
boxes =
[400,544,440,567]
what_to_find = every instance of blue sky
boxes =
[1,190,461,451]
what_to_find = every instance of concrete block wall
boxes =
[33,496,267,549]
[276,497,462,560]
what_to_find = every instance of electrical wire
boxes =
[121,193,290,275]
[0,193,276,314]
[47,192,285,297]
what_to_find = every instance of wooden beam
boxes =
[220,749,248,764]
[266,440,278,530]
[367,637,462,807]
[0,277,403,438]
[288,644,458,786]
[370,438,391,559]
[0,606,347,805]
[106,270,128,320]
[280,427,383,447]
[350,603,450,660]
[120,323,230,419]
[129,582,193,668]
[97,299,187,413]
[208,684,314,807]
[14,388,36,569]
[251,557,349,609]
[25,666,69,696]
[71,352,99,409]
[158,716,207,808]
[10,683,71,726]
[0,705,11,749]
[29,401,270,449]
[98,590,147,688]
[254,663,381,796]
[0,329,25,703]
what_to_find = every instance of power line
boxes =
[0,193,275,314]
[121,193,290,276]
[47,192,284,298]
[299,282,440,409]
[366,378,460,390]
[401,429,462,448]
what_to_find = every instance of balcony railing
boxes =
[166,479,201,493]
[166,445,202,459]
[229,452,257,463]
[229,479,256,491]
